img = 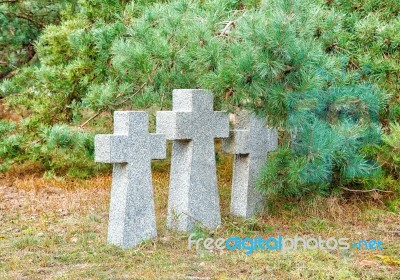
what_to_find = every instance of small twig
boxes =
[0,0,19,4]
[1,93,24,98]
[30,137,45,146]
[341,187,394,194]
[79,63,161,128]
[79,112,101,128]
[216,21,236,36]
[115,82,147,107]
[335,45,352,55]
[79,82,147,129]
[8,12,44,29]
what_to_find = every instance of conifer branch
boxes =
[8,12,44,29]
[79,62,160,128]
[79,82,147,129]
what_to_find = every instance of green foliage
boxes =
[0,120,104,178]
[289,85,383,180]
[37,124,103,178]
[2,0,338,125]
[0,121,22,171]
[0,0,399,200]
[259,85,384,198]
[0,0,75,79]
[1,0,344,181]
[321,0,400,122]
[384,199,400,213]
[376,122,400,180]
[258,147,320,198]
[82,0,336,125]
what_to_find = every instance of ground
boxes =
[0,151,399,279]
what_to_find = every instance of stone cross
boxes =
[156,89,229,231]
[223,111,278,218]
[95,111,166,248]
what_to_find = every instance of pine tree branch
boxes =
[114,82,147,107]
[0,46,36,80]
[79,82,147,129]
[79,62,162,128]
[7,12,44,29]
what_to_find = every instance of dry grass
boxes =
[1,149,400,279]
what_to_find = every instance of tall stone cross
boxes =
[156,89,229,231]
[95,111,166,248]
[223,111,278,218]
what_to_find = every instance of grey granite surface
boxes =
[95,111,166,248]
[223,111,278,218]
[157,89,229,231]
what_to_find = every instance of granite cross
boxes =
[95,111,166,248]
[223,111,278,218]
[156,89,229,231]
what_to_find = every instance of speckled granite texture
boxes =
[157,89,229,231]
[223,111,278,218]
[95,111,166,248]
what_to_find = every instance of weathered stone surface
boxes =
[95,111,166,248]
[223,111,278,218]
[156,89,229,231]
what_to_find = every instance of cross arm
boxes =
[156,111,193,140]
[149,133,166,160]
[94,134,128,163]
[222,129,250,154]
[212,111,230,139]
